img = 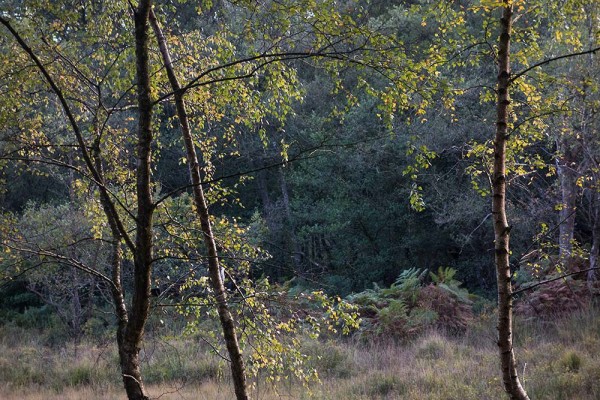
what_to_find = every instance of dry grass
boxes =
[1,307,600,399]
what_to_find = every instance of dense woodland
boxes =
[0,0,599,399]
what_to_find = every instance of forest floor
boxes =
[1,307,599,400]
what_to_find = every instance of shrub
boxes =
[66,365,93,386]
[418,285,473,333]
[349,267,474,340]
[361,373,407,397]
[415,335,448,360]
[145,353,222,384]
[515,255,594,319]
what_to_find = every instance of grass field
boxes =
[1,308,599,399]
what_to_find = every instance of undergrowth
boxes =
[1,306,599,399]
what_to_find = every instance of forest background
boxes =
[0,0,599,399]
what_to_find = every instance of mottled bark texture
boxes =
[493,3,530,400]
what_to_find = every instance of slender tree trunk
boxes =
[113,244,147,400]
[257,167,273,214]
[583,6,600,286]
[98,184,144,400]
[70,274,83,342]
[149,11,249,400]
[589,190,600,284]
[93,131,148,399]
[493,3,529,399]
[256,162,277,233]
[113,2,155,399]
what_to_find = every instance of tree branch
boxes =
[2,242,117,291]
[512,267,600,296]
[152,40,380,105]
[510,46,600,84]
[0,16,136,254]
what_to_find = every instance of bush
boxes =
[415,335,448,360]
[66,365,93,386]
[11,305,53,329]
[348,268,474,340]
[145,353,222,384]
[515,255,594,319]
[417,285,473,333]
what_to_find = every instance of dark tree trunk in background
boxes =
[279,167,303,271]
[257,164,273,214]
[492,3,530,399]
[556,135,579,261]
[588,191,600,284]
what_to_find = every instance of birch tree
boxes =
[484,0,598,397]
[1,1,449,398]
